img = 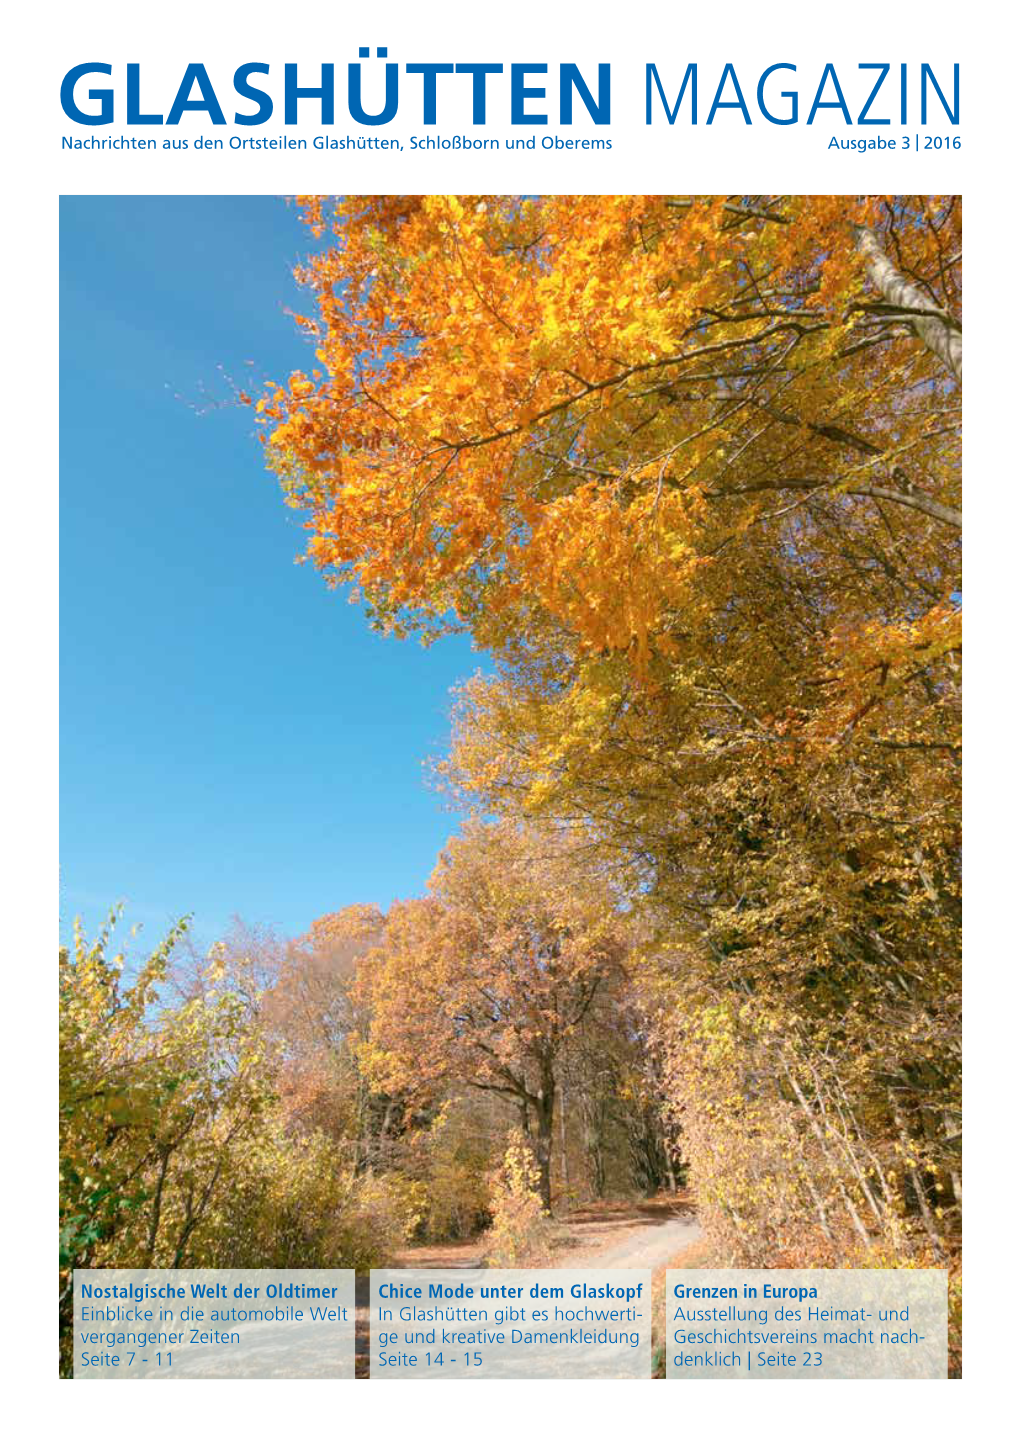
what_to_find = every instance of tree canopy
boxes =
[257,193,961,1274]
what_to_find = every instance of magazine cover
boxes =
[17,0,1004,1431]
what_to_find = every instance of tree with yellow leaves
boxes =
[359,821,630,1211]
[257,195,961,1271]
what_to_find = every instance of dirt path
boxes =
[393,1195,701,1272]
[557,1198,703,1270]
[355,1197,702,1374]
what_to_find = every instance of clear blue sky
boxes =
[60,195,480,954]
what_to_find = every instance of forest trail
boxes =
[393,1194,701,1272]
[354,1197,702,1373]
[555,1197,702,1270]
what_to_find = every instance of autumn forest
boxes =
[60,195,961,1371]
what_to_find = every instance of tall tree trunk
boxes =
[663,1145,678,1194]
[856,226,962,381]
[559,1084,569,1197]
[534,1073,556,1213]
